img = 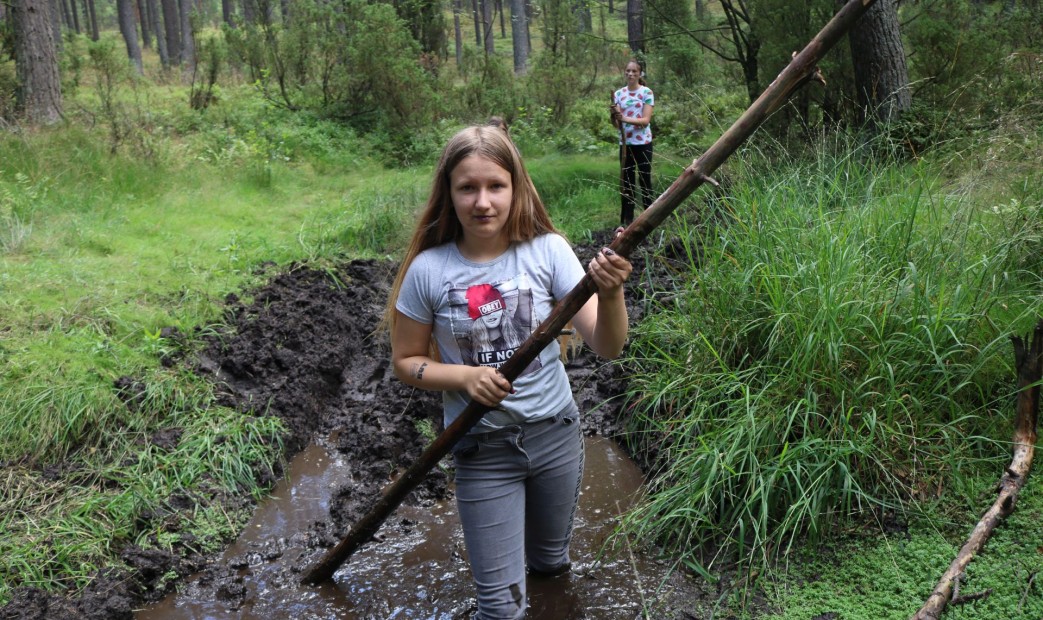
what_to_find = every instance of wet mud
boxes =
[1,230,710,619]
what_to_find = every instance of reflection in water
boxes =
[136,436,666,619]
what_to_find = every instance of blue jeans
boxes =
[451,405,584,620]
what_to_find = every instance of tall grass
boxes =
[0,360,285,600]
[618,135,1043,576]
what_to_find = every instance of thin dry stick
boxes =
[1018,570,1037,613]
[301,0,879,585]
[912,319,1043,620]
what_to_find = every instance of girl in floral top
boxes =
[611,59,655,226]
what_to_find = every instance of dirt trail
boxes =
[0,230,708,619]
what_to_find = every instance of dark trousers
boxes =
[620,142,653,226]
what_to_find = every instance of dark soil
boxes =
[0,230,709,620]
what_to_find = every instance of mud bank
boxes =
[0,230,710,619]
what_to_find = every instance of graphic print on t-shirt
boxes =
[446,274,541,375]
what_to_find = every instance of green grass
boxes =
[616,129,1043,611]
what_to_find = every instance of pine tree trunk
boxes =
[626,0,643,53]
[178,0,195,69]
[848,0,910,125]
[148,0,169,65]
[222,0,234,26]
[481,0,493,53]
[58,0,70,30]
[12,0,64,124]
[161,0,181,64]
[525,0,530,49]
[510,0,529,74]
[241,0,255,24]
[471,0,481,45]
[118,0,144,73]
[68,0,80,33]
[85,0,98,39]
[137,0,152,48]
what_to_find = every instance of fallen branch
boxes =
[301,0,880,586]
[911,319,1043,619]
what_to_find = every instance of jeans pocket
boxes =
[452,436,480,459]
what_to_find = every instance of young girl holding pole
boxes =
[385,124,633,619]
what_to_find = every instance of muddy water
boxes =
[136,436,677,619]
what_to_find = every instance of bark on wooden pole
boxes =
[912,319,1042,620]
[301,0,879,586]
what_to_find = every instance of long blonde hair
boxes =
[383,124,559,333]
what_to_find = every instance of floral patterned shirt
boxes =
[614,85,654,145]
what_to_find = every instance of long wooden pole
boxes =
[302,0,878,585]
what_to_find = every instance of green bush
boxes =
[455,48,524,123]
[903,0,1043,120]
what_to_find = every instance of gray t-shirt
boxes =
[396,233,585,431]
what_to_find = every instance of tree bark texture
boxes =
[148,0,169,66]
[912,320,1042,620]
[242,0,255,24]
[49,0,62,51]
[137,0,152,48]
[161,0,180,62]
[221,0,234,26]
[626,0,643,53]
[510,0,529,74]
[12,0,64,124]
[301,0,881,587]
[68,0,80,34]
[58,0,70,31]
[118,0,144,73]
[84,0,98,39]
[848,0,910,124]
[178,0,195,68]
[481,0,494,53]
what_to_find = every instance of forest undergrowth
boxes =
[2,8,1043,615]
